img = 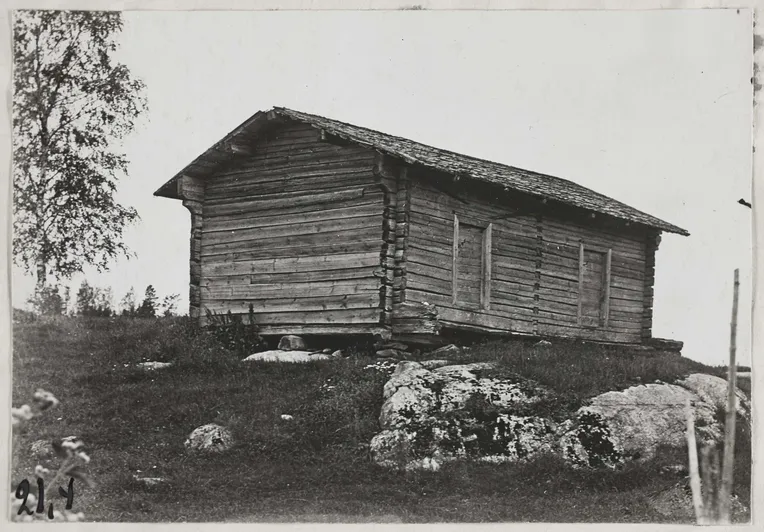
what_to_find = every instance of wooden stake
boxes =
[686,399,706,524]
[700,443,721,523]
[718,268,740,523]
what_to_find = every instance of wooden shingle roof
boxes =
[155,106,689,236]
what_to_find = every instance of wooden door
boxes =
[578,244,612,328]
[456,223,484,306]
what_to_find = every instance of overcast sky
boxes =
[11,9,753,366]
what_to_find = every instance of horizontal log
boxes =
[203,251,380,277]
[201,307,382,325]
[253,324,390,337]
[202,238,382,262]
[211,147,374,183]
[202,293,379,314]
[206,168,376,203]
[406,289,536,320]
[205,185,382,217]
[203,279,380,300]
[537,322,641,343]
[202,268,377,289]
[406,275,453,297]
[391,320,441,335]
[407,259,452,282]
[208,153,377,188]
[201,216,381,254]
[204,197,381,232]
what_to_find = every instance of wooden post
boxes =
[577,242,585,325]
[452,214,459,305]
[718,268,740,523]
[481,223,492,310]
[602,248,612,327]
[700,444,720,523]
[686,398,706,524]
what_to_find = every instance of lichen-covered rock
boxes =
[371,361,555,469]
[382,361,442,400]
[583,383,702,459]
[560,373,749,467]
[676,373,750,421]
[278,335,306,351]
[419,359,451,369]
[558,411,625,469]
[379,386,437,430]
[184,424,234,454]
[372,367,747,472]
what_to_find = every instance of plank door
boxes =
[578,244,612,327]
[455,223,485,307]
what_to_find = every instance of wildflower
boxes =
[11,404,34,424]
[280,414,294,421]
[33,388,60,410]
[61,436,84,451]
[34,465,51,477]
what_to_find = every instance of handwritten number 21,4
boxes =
[15,477,75,519]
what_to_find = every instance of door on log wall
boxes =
[578,244,612,328]
[452,215,492,309]
[456,223,484,306]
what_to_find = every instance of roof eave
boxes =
[154,176,180,199]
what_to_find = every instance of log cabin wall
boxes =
[404,170,653,344]
[178,175,205,319]
[198,121,388,336]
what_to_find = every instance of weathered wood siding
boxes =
[405,174,651,343]
[199,122,386,335]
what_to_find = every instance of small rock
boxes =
[419,359,451,369]
[383,342,409,351]
[322,348,333,354]
[133,475,167,488]
[660,464,688,476]
[331,350,344,358]
[376,349,401,358]
[280,414,294,421]
[534,340,552,347]
[184,424,234,454]
[243,350,331,363]
[278,335,307,351]
[428,344,462,357]
[136,361,173,371]
[30,440,52,458]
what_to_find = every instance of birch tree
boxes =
[13,10,147,293]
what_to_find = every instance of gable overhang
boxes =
[153,109,288,200]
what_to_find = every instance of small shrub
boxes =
[204,305,266,357]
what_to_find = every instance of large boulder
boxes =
[676,373,750,421]
[371,361,556,470]
[372,366,750,472]
[184,424,234,454]
[559,374,750,467]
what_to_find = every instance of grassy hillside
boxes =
[11,317,750,523]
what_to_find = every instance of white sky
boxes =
[11,9,754,366]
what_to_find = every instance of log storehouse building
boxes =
[155,107,689,347]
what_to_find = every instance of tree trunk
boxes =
[35,259,47,295]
